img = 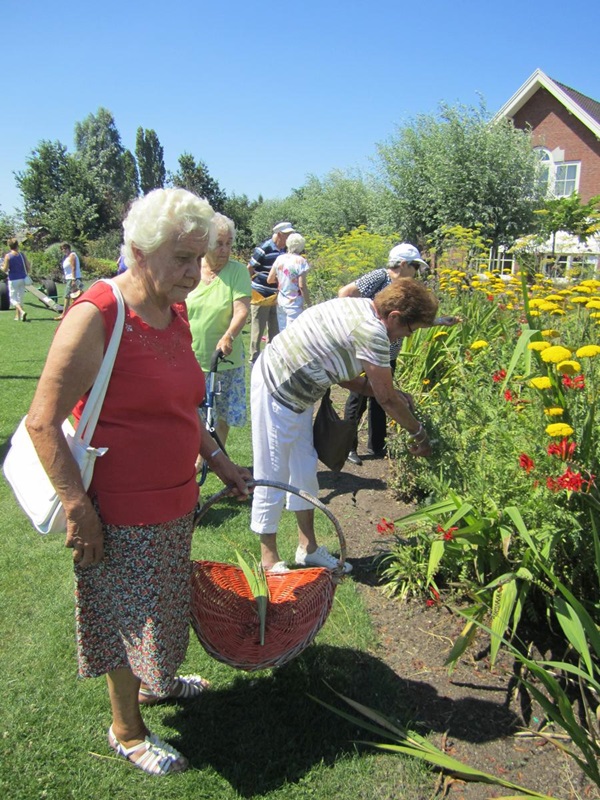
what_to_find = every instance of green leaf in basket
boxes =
[235,551,270,645]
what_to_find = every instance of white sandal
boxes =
[108,726,188,775]
[138,674,210,705]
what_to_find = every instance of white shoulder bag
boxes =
[3,279,125,535]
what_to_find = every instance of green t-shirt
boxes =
[186,259,251,371]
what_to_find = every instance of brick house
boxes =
[495,68,600,202]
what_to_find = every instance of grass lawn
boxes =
[0,289,432,799]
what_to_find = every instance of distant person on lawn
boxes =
[247,221,294,362]
[2,238,31,321]
[56,242,84,319]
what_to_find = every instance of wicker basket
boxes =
[190,480,347,671]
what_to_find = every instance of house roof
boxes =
[494,69,600,139]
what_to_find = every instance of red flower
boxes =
[436,524,458,540]
[492,369,507,383]
[519,453,535,473]
[426,599,436,607]
[487,293,494,302]
[376,518,395,534]
[504,389,515,402]
[547,438,576,460]
[546,476,560,492]
[557,467,584,492]
[562,374,585,390]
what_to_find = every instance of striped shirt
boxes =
[355,267,402,359]
[260,297,390,413]
[248,237,283,297]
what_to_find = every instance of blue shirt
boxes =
[248,237,285,297]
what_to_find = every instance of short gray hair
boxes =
[209,212,236,249]
[286,233,305,255]
[122,188,214,267]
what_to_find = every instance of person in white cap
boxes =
[339,242,457,465]
[247,222,295,363]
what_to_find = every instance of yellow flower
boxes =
[541,329,560,338]
[529,376,552,390]
[527,341,551,351]
[530,310,540,317]
[576,345,600,358]
[546,423,574,437]
[422,379,430,385]
[591,312,600,319]
[586,300,600,310]
[544,407,564,416]
[551,309,566,316]
[470,340,489,350]
[570,296,591,304]
[541,345,572,363]
[556,360,581,375]
[433,331,448,339]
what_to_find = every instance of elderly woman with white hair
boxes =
[186,212,252,449]
[267,232,311,330]
[25,189,251,776]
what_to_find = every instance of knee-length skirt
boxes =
[75,510,195,697]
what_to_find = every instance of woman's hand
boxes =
[408,438,432,458]
[64,499,105,567]
[216,332,234,356]
[202,446,253,501]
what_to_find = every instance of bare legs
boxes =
[260,509,317,568]
[106,668,147,747]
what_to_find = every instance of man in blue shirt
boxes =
[247,221,294,363]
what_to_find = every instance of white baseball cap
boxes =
[272,221,295,234]
[388,242,429,269]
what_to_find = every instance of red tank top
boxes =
[72,282,205,525]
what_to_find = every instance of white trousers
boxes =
[250,358,319,534]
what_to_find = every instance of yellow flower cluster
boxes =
[541,345,572,364]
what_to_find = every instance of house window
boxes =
[554,163,579,197]
[534,148,580,197]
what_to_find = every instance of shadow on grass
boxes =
[165,643,522,796]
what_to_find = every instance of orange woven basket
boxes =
[191,479,347,671]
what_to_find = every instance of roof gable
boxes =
[494,69,600,139]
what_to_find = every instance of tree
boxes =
[169,153,227,212]
[222,193,261,253]
[534,193,600,254]
[74,107,135,228]
[15,140,71,224]
[376,101,544,249]
[135,128,166,194]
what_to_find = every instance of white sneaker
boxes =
[295,545,352,574]
[264,561,290,574]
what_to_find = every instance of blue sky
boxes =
[3,0,599,216]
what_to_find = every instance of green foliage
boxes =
[381,267,600,675]
[169,152,227,212]
[305,226,398,302]
[86,229,122,260]
[135,127,166,194]
[376,100,543,248]
[533,192,600,253]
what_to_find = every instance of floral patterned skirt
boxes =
[213,365,247,428]
[75,510,195,696]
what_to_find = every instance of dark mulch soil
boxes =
[318,439,599,800]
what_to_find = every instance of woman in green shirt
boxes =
[187,214,251,448]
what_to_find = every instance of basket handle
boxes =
[194,479,347,572]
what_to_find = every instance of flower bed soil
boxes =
[319,437,599,800]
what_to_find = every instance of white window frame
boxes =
[534,147,581,198]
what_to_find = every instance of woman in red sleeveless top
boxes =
[26,189,252,776]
